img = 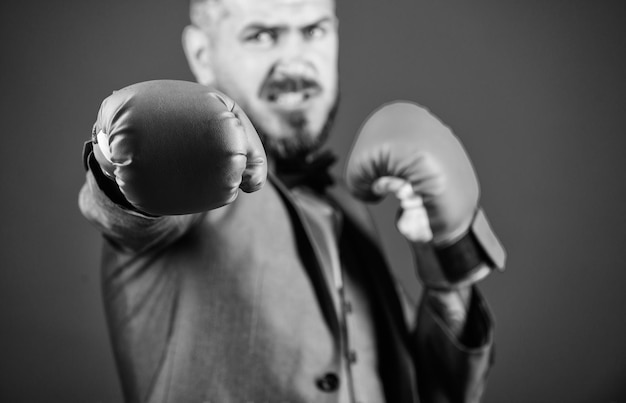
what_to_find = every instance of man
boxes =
[79,0,505,402]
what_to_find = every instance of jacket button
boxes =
[348,350,358,364]
[316,372,340,392]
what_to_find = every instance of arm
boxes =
[78,80,267,252]
[379,178,498,402]
[344,101,506,402]
[412,284,494,403]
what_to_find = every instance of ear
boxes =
[182,25,215,86]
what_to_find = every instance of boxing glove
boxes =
[346,101,505,288]
[91,80,267,216]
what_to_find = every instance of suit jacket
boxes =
[79,143,495,403]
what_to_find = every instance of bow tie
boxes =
[273,150,337,193]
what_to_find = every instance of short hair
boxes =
[189,0,228,29]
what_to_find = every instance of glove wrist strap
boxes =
[411,208,506,290]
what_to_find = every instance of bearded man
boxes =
[79,0,506,402]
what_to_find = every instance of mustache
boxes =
[259,73,322,100]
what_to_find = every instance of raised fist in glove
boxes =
[91,80,267,216]
[345,101,505,289]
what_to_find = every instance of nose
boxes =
[286,29,304,55]
[276,30,311,66]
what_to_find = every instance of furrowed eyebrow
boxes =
[299,16,335,31]
[241,16,336,35]
[241,23,288,34]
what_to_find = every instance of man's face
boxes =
[200,0,339,160]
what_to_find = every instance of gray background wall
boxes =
[1,0,625,402]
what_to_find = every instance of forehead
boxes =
[222,0,335,25]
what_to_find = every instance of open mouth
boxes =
[262,77,322,109]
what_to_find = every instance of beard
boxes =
[251,92,340,163]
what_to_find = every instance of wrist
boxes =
[83,141,158,218]
[426,286,472,337]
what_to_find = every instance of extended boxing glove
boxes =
[90,80,267,216]
[345,101,505,289]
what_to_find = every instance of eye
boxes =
[304,24,326,40]
[245,29,277,47]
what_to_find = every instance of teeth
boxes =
[274,91,306,107]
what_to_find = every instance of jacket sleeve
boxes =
[411,286,495,403]
[78,142,205,253]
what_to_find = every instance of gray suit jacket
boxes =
[79,143,495,403]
